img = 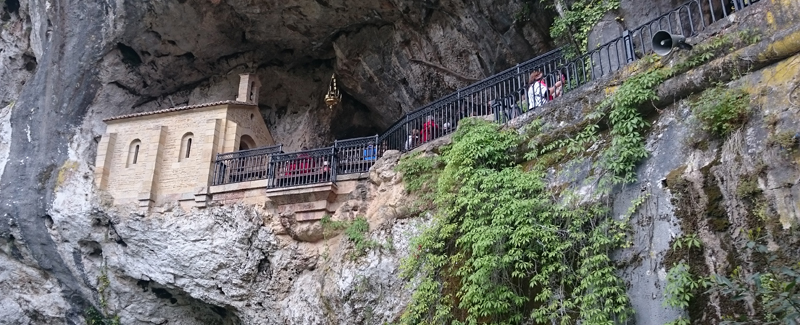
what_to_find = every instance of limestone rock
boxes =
[369,150,401,186]
[0,1,554,322]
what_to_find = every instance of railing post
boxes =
[267,158,275,189]
[404,114,410,152]
[623,30,636,63]
[330,147,337,184]
[373,134,379,158]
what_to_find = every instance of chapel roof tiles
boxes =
[103,100,255,121]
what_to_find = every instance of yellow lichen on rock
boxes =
[759,29,800,61]
[750,53,800,109]
[55,160,79,191]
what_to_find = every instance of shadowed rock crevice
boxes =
[10,0,795,324]
[3,0,19,14]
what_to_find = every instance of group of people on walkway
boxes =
[404,70,563,151]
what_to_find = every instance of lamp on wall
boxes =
[324,74,342,110]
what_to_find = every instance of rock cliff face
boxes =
[2,0,800,324]
[0,1,552,323]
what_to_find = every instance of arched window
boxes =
[249,81,256,101]
[239,134,256,151]
[180,132,194,161]
[127,139,141,167]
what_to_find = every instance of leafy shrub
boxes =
[549,0,621,56]
[321,215,378,258]
[690,86,750,137]
[706,243,800,324]
[768,130,799,153]
[85,306,120,325]
[664,262,700,325]
[399,119,632,325]
[396,152,442,194]
[345,216,377,257]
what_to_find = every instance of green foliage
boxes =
[526,122,599,163]
[671,234,702,251]
[399,119,632,325]
[321,214,347,239]
[736,174,762,199]
[601,68,666,183]
[396,151,444,215]
[708,262,800,324]
[768,131,799,153]
[671,34,734,74]
[98,270,110,310]
[321,215,379,258]
[514,1,534,22]
[737,28,762,45]
[87,267,120,325]
[664,262,700,325]
[690,86,750,137]
[397,152,443,194]
[549,0,621,56]
[85,306,120,325]
[345,216,378,257]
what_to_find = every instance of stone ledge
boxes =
[335,173,369,181]
[266,182,338,206]
[209,179,269,194]
[267,183,339,221]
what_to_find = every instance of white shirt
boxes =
[527,80,548,108]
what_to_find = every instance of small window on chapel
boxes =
[180,133,194,161]
[127,139,141,167]
[249,81,256,101]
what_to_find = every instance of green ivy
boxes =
[690,86,750,137]
[549,0,621,56]
[664,262,700,325]
[601,68,668,183]
[321,215,380,258]
[398,118,632,324]
[345,217,379,257]
[671,234,702,251]
[86,267,120,325]
[85,306,121,325]
[706,243,800,324]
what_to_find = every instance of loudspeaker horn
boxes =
[652,30,689,56]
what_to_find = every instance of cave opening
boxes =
[3,0,19,14]
[23,54,37,72]
[117,43,142,66]
[329,92,383,141]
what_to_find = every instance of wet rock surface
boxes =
[0,1,552,322]
[1,0,799,324]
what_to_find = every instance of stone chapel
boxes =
[94,74,275,209]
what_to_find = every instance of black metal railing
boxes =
[267,147,336,189]
[210,0,762,189]
[379,0,759,151]
[212,144,283,185]
[335,135,380,175]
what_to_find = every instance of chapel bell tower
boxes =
[236,73,261,105]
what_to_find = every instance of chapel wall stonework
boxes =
[95,103,275,208]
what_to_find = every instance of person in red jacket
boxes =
[420,115,438,143]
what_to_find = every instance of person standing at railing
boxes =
[405,129,419,151]
[297,147,314,175]
[363,142,377,161]
[321,160,330,182]
[421,115,438,143]
[527,71,561,109]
